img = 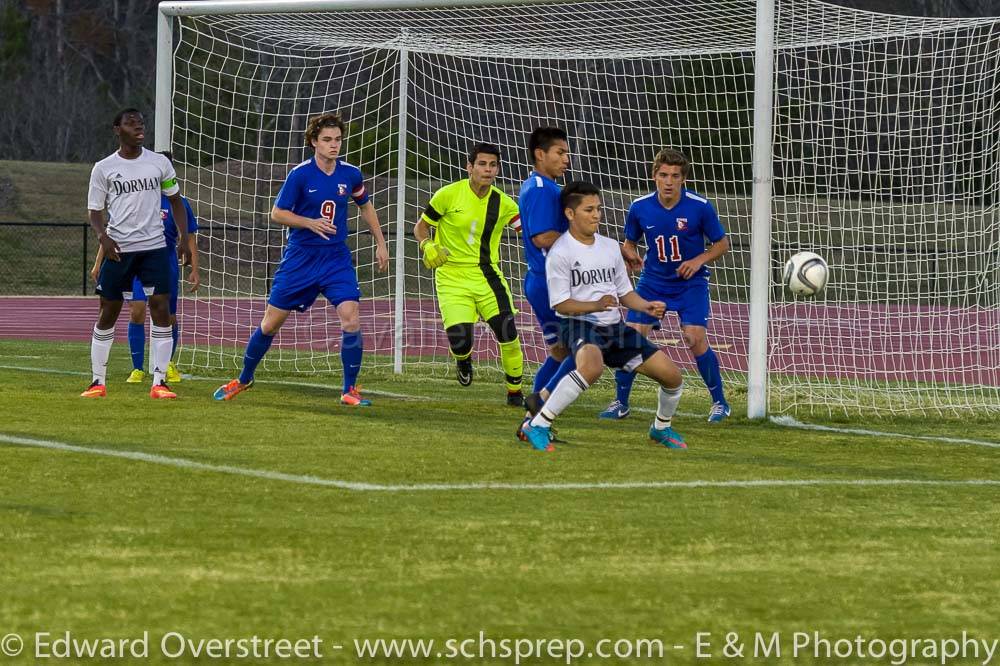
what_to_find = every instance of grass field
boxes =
[1,337,999,664]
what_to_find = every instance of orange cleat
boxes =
[213,379,252,401]
[150,383,177,399]
[80,381,106,398]
[340,385,372,407]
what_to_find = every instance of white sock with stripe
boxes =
[91,326,115,385]
[150,324,173,385]
[654,383,684,430]
[530,370,590,428]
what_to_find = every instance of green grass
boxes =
[1,338,998,664]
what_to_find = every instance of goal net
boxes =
[164,0,1000,416]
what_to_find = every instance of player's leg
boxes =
[598,278,663,418]
[632,334,686,449]
[445,322,475,386]
[436,267,479,387]
[677,281,729,422]
[126,278,148,382]
[521,320,604,451]
[523,271,563,394]
[214,304,292,401]
[477,265,524,406]
[83,253,132,396]
[335,299,370,406]
[138,247,179,397]
[166,258,182,383]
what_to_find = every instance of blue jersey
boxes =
[159,195,199,248]
[624,188,726,285]
[274,157,369,248]
[518,171,565,275]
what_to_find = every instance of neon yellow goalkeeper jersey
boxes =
[421,179,521,266]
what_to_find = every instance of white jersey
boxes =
[545,231,634,326]
[88,148,180,253]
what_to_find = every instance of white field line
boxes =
[2,364,999,449]
[2,432,998,493]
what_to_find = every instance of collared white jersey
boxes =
[88,148,180,253]
[545,232,634,326]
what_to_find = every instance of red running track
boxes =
[1,296,998,386]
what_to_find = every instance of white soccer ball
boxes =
[783,251,829,297]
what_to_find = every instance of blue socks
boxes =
[532,356,560,393]
[543,355,577,395]
[239,327,274,384]
[341,330,363,392]
[695,347,726,404]
[614,369,638,407]
[171,323,179,360]
[127,322,144,371]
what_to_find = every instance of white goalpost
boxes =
[156,0,1000,417]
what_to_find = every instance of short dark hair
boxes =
[304,112,347,146]
[561,180,601,212]
[113,108,142,127]
[652,148,691,178]
[527,126,568,164]
[467,142,501,165]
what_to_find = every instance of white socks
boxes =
[91,326,114,384]
[530,370,590,427]
[654,383,684,430]
[150,324,173,385]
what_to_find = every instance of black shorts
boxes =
[96,246,174,302]
[558,318,660,372]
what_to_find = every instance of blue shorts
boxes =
[559,318,660,372]
[129,252,180,314]
[626,277,711,329]
[525,270,561,346]
[96,246,173,302]
[268,243,360,312]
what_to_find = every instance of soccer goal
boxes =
[156,0,1000,417]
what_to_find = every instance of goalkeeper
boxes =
[414,142,525,406]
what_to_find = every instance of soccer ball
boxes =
[783,251,829,297]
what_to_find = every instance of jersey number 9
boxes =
[321,200,336,223]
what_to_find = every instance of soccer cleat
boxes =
[214,378,252,401]
[456,358,473,386]
[166,362,182,384]
[516,417,562,445]
[598,399,631,420]
[80,381,106,398]
[506,390,524,407]
[150,382,177,399]
[649,425,687,449]
[519,421,555,452]
[523,391,544,417]
[708,401,731,423]
[125,369,146,383]
[341,385,372,407]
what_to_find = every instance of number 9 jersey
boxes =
[624,187,726,285]
[275,157,369,247]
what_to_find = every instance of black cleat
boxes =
[506,390,524,407]
[456,358,473,386]
[524,391,544,417]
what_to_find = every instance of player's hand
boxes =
[306,217,336,240]
[596,294,618,311]
[646,300,666,319]
[622,244,643,273]
[375,243,389,273]
[420,239,449,269]
[99,233,121,262]
[188,267,201,293]
[89,265,100,282]
[177,241,193,267]
[677,258,704,280]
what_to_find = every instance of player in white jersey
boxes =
[82,109,192,399]
[518,182,687,452]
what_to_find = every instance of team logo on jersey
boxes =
[676,218,688,231]
[161,209,168,220]
[338,184,348,196]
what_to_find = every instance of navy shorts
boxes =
[525,270,561,346]
[96,246,173,302]
[129,251,180,314]
[626,277,711,329]
[268,243,361,312]
[558,318,660,372]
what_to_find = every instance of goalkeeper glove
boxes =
[420,239,449,269]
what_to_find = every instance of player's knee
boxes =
[575,345,604,384]
[643,353,682,390]
[446,323,474,357]
[486,313,518,344]
[128,302,146,325]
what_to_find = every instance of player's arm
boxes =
[621,239,643,273]
[621,204,644,272]
[620,290,666,319]
[87,165,119,261]
[358,201,389,272]
[166,192,191,267]
[531,230,561,250]
[415,191,450,269]
[677,235,730,280]
[270,205,334,240]
[88,209,120,262]
[186,233,201,292]
[553,294,620,316]
[90,243,104,281]
[545,248,616,315]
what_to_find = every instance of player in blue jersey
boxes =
[214,112,389,405]
[90,151,201,385]
[517,127,578,426]
[598,148,732,423]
